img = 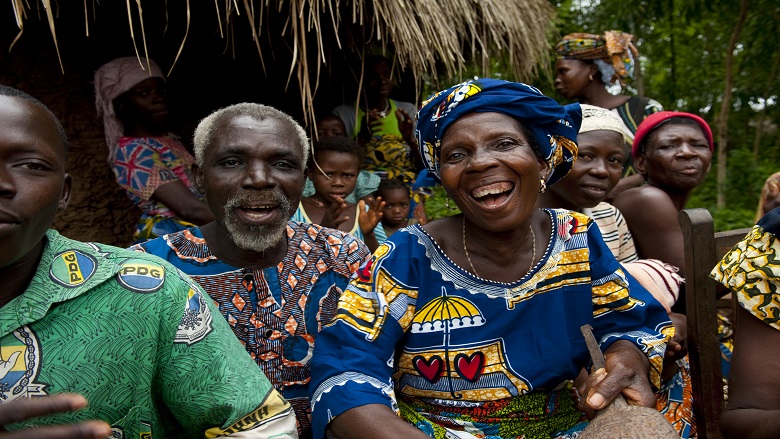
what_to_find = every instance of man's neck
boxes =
[0,240,45,309]
[199,222,289,270]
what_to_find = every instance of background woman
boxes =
[554,31,663,195]
[613,111,713,280]
[94,57,213,243]
[538,104,637,263]
[310,79,672,439]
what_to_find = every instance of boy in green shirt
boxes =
[0,85,296,438]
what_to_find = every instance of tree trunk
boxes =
[668,0,676,104]
[716,0,750,209]
[635,55,645,97]
[753,9,780,164]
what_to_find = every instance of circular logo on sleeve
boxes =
[49,250,97,287]
[116,260,166,293]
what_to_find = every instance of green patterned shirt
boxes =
[0,230,296,438]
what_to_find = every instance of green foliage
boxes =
[420,0,780,231]
[554,0,780,230]
[425,185,460,221]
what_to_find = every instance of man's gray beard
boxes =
[222,192,294,253]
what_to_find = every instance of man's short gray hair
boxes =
[193,103,309,167]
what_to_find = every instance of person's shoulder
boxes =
[758,207,780,236]
[117,136,160,149]
[547,207,593,225]
[134,228,200,253]
[613,184,671,209]
[49,231,193,293]
[590,202,619,216]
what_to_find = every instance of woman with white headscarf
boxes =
[95,57,213,243]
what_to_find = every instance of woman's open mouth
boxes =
[471,182,514,208]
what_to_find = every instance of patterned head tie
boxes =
[415,78,582,187]
[579,104,631,143]
[555,30,638,85]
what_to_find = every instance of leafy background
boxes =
[424,0,780,231]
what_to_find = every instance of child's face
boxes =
[381,188,410,226]
[310,150,360,202]
[549,130,625,210]
[316,117,346,139]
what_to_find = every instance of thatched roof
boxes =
[9,0,555,123]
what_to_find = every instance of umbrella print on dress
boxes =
[411,287,485,398]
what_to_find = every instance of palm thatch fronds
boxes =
[8,0,555,123]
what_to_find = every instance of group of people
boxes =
[0,29,776,439]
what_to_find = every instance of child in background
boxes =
[293,136,385,251]
[303,115,381,204]
[376,178,411,242]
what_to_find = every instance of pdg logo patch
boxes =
[116,260,165,293]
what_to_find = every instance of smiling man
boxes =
[134,103,371,439]
[613,111,713,279]
[0,85,296,438]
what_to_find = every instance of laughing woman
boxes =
[309,79,672,439]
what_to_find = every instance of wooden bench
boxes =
[679,208,751,439]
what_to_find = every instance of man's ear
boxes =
[58,173,72,211]
[193,163,205,195]
[634,155,647,176]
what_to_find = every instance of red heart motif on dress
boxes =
[413,355,444,383]
[357,259,374,282]
[454,352,485,382]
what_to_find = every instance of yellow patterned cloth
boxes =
[711,211,780,331]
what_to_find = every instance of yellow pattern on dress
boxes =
[330,243,419,340]
[711,225,780,331]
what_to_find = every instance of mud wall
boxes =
[1,48,138,247]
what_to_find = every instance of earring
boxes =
[445,197,458,211]
[588,74,594,81]
[539,178,547,194]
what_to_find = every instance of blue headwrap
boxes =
[415,78,581,186]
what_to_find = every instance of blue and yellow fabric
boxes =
[309,210,671,439]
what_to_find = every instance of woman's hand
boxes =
[319,196,351,230]
[576,340,655,419]
[661,312,687,382]
[396,109,416,145]
[665,313,687,362]
[0,394,112,438]
[358,197,385,235]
